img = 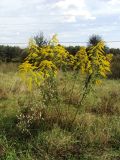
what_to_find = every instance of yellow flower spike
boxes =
[19,36,112,90]
[95,80,102,85]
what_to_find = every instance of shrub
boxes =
[109,55,120,79]
[19,35,113,125]
[91,91,120,115]
[16,94,46,135]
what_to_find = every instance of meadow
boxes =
[0,63,120,160]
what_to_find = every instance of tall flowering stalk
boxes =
[19,35,112,123]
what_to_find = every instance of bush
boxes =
[109,55,120,79]
[16,94,45,135]
[0,45,28,63]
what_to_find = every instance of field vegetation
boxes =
[0,35,120,160]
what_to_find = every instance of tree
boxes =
[34,32,48,47]
[109,48,120,55]
[65,46,80,56]
[87,34,110,54]
[0,45,23,62]
[88,34,102,46]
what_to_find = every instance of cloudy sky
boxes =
[0,0,120,48]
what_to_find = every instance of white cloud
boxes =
[90,0,120,16]
[108,0,120,5]
[63,15,76,22]
[53,0,96,21]
[0,0,120,48]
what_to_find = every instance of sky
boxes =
[0,0,120,48]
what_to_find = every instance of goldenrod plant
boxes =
[19,35,70,89]
[19,35,112,123]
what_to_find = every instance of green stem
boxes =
[70,74,92,125]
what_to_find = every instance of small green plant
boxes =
[17,106,44,135]
[16,94,46,135]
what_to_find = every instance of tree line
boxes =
[0,34,120,79]
[0,45,120,63]
[0,45,27,62]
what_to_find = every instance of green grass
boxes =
[0,63,120,160]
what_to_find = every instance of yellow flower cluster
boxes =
[19,35,69,89]
[19,35,112,89]
[87,41,113,78]
[74,41,112,77]
[75,46,91,74]
[19,61,44,90]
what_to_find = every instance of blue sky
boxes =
[0,0,120,48]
